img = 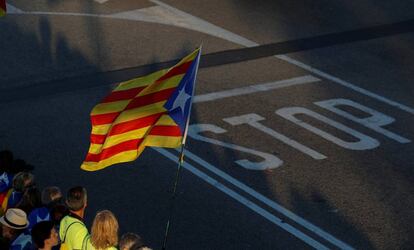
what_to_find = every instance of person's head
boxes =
[12,171,35,192]
[91,210,119,249]
[66,186,87,212]
[134,247,152,250]
[17,186,42,214]
[41,186,62,206]
[50,203,69,226]
[119,233,144,250]
[0,150,13,172]
[0,208,28,240]
[31,221,59,249]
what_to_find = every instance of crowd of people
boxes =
[0,150,152,250]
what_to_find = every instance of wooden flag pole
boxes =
[161,47,201,250]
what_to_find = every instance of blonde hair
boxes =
[91,210,119,249]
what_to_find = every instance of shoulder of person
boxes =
[73,222,87,232]
[59,214,72,228]
[60,216,87,237]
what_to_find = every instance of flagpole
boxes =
[181,46,202,146]
[161,144,185,250]
[162,47,202,250]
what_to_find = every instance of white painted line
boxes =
[276,107,380,150]
[276,55,414,115]
[194,75,320,103]
[14,11,102,18]
[223,113,327,160]
[315,98,411,143]
[188,124,284,170]
[94,0,109,3]
[6,3,24,13]
[154,148,330,250]
[109,6,173,24]
[179,149,355,250]
[149,0,257,47]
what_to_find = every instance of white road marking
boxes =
[148,0,257,46]
[194,75,320,103]
[6,3,24,13]
[154,147,330,250]
[111,4,244,40]
[223,113,327,160]
[173,148,355,250]
[315,98,411,143]
[275,55,414,115]
[188,124,283,170]
[94,0,109,3]
[276,107,380,150]
[109,6,179,24]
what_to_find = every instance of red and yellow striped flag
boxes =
[81,48,201,171]
[0,0,6,17]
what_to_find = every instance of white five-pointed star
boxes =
[171,87,191,115]
[36,213,50,223]
[0,173,9,186]
[12,232,32,248]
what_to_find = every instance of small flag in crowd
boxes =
[81,48,201,171]
[0,0,6,17]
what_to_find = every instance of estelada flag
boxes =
[81,48,201,171]
[0,0,6,17]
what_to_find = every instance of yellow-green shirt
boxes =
[59,214,89,250]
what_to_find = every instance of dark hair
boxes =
[31,221,55,248]
[41,186,62,206]
[119,233,144,250]
[130,244,151,250]
[12,171,35,192]
[17,186,42,214]
[66,186,87,211]
[50,203,69,226]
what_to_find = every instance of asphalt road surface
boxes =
[1,1,414,249]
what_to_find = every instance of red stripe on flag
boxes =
[100,61,191,104]
[90,114,179,145]
[85,139,142,162]
[91,88,175,126]
[90,113,164,146]
[91,112,119,126]
[0,0,6,12]
[156,61,192,83]
[149,125,182,136]
[126,88,176,110]
[108,113,163,136]
[102,86,146,103]
[90,134,107,144]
